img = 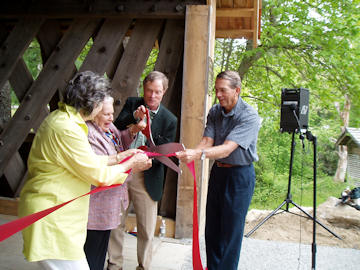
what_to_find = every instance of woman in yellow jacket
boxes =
[18,71,152,270]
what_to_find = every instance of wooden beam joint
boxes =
[1,0,207,18]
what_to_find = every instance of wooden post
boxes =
[252,0,259,48]
[198,0,216,235]
[176,4,215,238]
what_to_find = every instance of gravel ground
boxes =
[1,213,359,270]
[181,236,360,270]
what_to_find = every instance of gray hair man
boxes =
[176,70,261,270]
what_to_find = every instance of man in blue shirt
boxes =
[177,70,261,270]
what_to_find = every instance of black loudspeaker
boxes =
[280,88,309,133]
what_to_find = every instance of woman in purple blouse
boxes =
[84,96,146,270]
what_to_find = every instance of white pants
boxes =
[37,258,90,270]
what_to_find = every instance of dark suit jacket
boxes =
[114,97,177,201]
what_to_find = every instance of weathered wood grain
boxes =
[0,0,204,18]
[80,18,132,74]
[0,18,45,91]
[176,5,212,238]
[155,19,184,109]
[0,19,100,176]
[111,19,163,116]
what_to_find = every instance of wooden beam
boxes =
[176,5,212,238]
[37,19,65,112]
[9,60,34,103]
[111,19,163,116]
[155,19,185,108]
[253,0,259,48]
[0,197,18,216]
[0,22,10,45]
[80,18,132,74]
[9,59,49,131]
[14,171,28,197]
[0,19,100,176]
[216,29,253,39]
[201,0,216,236]
[5,61,35,195]
[106,43,125,80]
[208,0,217,60]
[216,8,254,18]
[0,18,45,91]
[1,0,206,19]
[219,0,234,8]
[37,20,63,62]
[35,20,66,113]
[3,153,26,193]
[154,20,185,218]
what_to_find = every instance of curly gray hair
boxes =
[63,71,112,116]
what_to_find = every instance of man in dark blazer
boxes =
[107,71,177,270]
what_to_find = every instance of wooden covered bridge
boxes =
[0,0,261,238]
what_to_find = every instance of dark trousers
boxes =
[84,229,111,270]
[205,163,255,270]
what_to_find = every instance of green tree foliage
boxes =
[23,39,42,79]
[138,48,159,96]
[214,0,360,207]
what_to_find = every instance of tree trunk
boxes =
[333,145,348,182]
[220,39,226,72]
[0,81,11,133]
[333,94,351,182]
[224,39,234,70]
[237,41,263,80]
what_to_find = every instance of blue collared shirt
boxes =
[204,97,261,165]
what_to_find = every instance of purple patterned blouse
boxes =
[86,121,133,230]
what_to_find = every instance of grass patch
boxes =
[250,175,350,210]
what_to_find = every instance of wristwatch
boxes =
[200,149,206,161]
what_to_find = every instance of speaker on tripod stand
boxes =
[280,88,309,133]
[245,88,341,270]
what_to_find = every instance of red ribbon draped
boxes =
[0,108,206,269]
[0,184,119,242]
[0,155,205,270]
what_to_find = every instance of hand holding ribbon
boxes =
[0,108,206,270]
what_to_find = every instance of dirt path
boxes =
[245,197,360,250]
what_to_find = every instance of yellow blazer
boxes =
[18,102,128,262]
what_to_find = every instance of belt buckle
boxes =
[217,161,233,168]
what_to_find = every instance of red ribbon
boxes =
[0,157,205,269]
[141,108,154,146]
[0,108,206,269]
[187,161,207,270]
[0,184,120,242]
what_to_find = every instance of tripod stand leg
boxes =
[291,201,342,240]
[245,200,287,238]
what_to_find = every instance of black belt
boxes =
[216,161,239,168]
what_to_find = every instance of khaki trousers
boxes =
[106,205,126,270]
[107,172,157,270]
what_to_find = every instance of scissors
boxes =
[140,108,184,174]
